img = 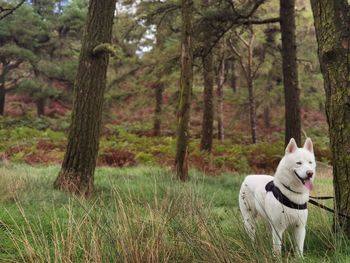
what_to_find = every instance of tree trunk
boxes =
[246,36,257,144]
[248,79,257,143]
[36,97,45,117]
[175,0,193,181]
[264,66,275,129]
[0,65,8,116]
[153,26,165,137]
[263,105,270,128]
[153,83,164,136]
[217,56,225,141]
[0,81,5,116]
[200,0,214,153]
[311,0,350,235]
[200,52,214,151]
[280,0,301,147]
[54,0,116,196]
[230,59,237,93]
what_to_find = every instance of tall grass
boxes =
[0,164,349,262]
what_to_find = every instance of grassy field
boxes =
[0,164,348,262]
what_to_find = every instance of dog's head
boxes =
[276,138,316,193]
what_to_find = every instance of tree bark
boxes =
[217,55,225,141]
[230,59,237,93]
[36,97,45,117]
[0,77,5,116]
[263,76,274,129]
[263,106,270,128]
[153,26,166,137]
[54,0,116,196]
[264,60,277,129]
[248,79,257,143]
[200,0,214,152]
[175,0,193,181]
[311,0,350,235]
[200,52,214,151]
[153,83,164,136]
[0,63,9,116]
[280,0,301,147]
[247,36,257,144]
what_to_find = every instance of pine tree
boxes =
[311,0,350,236]
[0,4,40,115]
[200,0,214,152]
[175,0,193,181]
[54,0,117,196]
[280,0,301,146]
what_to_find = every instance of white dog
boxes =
[239,138,315,256]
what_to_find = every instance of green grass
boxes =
[0,164,348,262]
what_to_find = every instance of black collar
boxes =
[281,183,303,195]
[265,181,307,210]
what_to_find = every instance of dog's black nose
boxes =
[306,170,314,178]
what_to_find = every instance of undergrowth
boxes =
[0,118,332,174]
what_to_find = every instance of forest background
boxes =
[0,0,329,175]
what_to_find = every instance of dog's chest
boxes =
[257,192,308,227]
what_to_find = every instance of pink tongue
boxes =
[304,180,313,191]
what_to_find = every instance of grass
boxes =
[0,164,348,262]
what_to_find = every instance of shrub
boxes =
[245,141,284,173]
[98,149,136,167]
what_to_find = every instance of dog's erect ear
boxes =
[303,137,313,153]
[285,138,298,154]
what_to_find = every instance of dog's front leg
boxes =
[271,227,283,255]
[293,225,305,257]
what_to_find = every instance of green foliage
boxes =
[245,141,283,171]
[0,116,65,157]
[17,79,61,100]
[0,2,47,50]
[0,44,38,63]
[0,116,331,173]
[58,0,87,37]
[0,1,84,116]
[135,152,155,163]
[305,128,331,164]
[60,60,79,82]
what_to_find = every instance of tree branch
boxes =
[228,38,249,80]
[0,0,25,20]
[237,17,280,25]
[198,0,268,58]
[252,59,264,79]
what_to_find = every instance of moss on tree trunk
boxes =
[311,0,350,235]
[175,0,193,181]
[54,0,117,197]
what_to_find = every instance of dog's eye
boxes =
[296,161,302,165]
[309,161,312,164]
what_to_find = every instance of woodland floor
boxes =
[0,164,348,262]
